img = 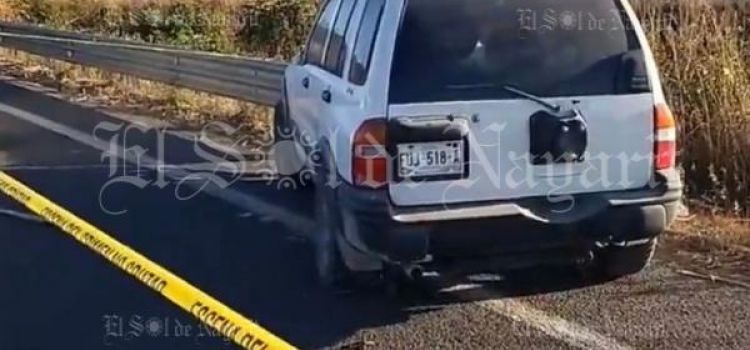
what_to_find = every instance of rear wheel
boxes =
[312,149,351,288]
[598,238,658,279]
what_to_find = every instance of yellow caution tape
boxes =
[0,171,296,350]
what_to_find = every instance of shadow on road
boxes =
[219,187,615,349]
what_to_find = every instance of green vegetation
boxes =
[1,0,317,59]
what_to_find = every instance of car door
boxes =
[285,0,339,142]
[311,0,362,144]
[316,0,389,181]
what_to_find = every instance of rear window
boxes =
[389,0,645,104]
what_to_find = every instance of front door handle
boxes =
[321,89,332,103]
[302,77,310,89]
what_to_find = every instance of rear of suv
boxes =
[276,0,683,287]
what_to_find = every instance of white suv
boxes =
[276,0,683,287]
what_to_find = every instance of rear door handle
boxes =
[321,89,332,103]
[302,77,310,89]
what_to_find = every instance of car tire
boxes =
[599,238,658,279]
[312,147,351,288]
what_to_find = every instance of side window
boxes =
[348,0,385,85]
[305,0,339,67]
[324,0,358,76]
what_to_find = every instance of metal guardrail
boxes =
[0,22,287,106]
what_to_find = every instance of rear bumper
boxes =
[336,170,682,264]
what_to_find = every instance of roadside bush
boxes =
[121,0,238,52]
[17,0,123,33]
[0,0,24,20]
[237,0,317,58]
[9,0,317,59]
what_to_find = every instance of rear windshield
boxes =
[389,0,645,104]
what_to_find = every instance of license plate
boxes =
[397,141,464,179]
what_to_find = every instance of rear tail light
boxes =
[654,103,677,170]
[353,118,388,188]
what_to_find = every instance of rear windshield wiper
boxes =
[502,86,561,113]
[444,83,562,113]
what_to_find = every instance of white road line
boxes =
[0,100,632,350]
[479,298,633,350]
[447,284,634,350]
[0,208,46,224]
[0,102,315,233]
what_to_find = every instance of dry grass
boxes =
[635,0,750,214]
[0,1,21,20]
[0,48,273,146]
[630,0,750,258]
[673,213,750,250]
[666,212,750,274]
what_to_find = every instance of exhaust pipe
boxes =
[403,264,425,281]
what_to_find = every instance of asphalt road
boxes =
[0,77,748,350]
